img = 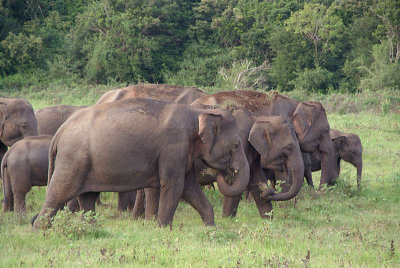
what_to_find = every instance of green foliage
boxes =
[0,32,44,74]
[164,41,230,87]
[293,67,334,93]
[50,209,106,240]
[359,42,400,91]
[0,0,399,92]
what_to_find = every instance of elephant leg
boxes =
[250,165,273,219]
[67,198,80,212]
[222,196,241,217]
[78,192,99,212]
[157,178,184,227]
[181,170,215,226]
[118,191,136,211]
[13,190,30,213]
[304,168,314,188]
[157,150,186,227]
[132,189,145,219]
[32,168,87,230]
[2,169,14,212]
[144,188,160,220]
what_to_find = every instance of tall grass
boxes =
[0,85,399,267]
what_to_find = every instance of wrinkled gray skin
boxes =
[35,105,87,135]
[191,90,334,190]
[303,129,363,189]
[97,84,207,213]
[2,136,80,213]
[134,111,305,219]
[0,97,38,161]
[32,98,250,229]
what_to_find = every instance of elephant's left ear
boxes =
[0,102,7,139]
[332,136,346,151]
[198,113,223,146]
[248,121,271,161]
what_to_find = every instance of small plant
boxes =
[50,209,105,240]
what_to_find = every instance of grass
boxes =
[0,84,400,267]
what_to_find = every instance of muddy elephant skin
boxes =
[32,98,250,229]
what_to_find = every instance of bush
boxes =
[50,209,105,240]
[293,67,334,93]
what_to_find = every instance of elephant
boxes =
[34,104,118,209]
[35,105,87,135]
[303,129,363,189]
[97,84,208,212]
[133,110,305,219]
[96,84,206,105]
[32,97,250,229]
[1,135,78,213]
[0,97,38,161]
[191,90,335,190]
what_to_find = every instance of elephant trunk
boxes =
[356,159,362,190]
[319,134,334,190]
[216,157,250,197]
[261,149,304,201]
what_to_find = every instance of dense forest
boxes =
[0,0,399,93]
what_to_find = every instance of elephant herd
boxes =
[0,84,363,229]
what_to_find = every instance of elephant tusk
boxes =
[234,169,238,174]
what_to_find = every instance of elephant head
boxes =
[248,116,304,201]
[330,129,363,189]
[0,98,38,147]
[291,101,333,188]
[198,111,250,197]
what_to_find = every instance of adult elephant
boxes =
[32,98,250,229]
[304,129,363,189]
[96,84,206,105]
[35,105,87,135]
[135,110,305,219]
[97,84,207,214]
[191,90,334,190]
[0,97,38,161]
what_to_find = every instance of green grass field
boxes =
[1,85,399,267]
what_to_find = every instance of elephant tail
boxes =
[48,132,60,186]
[1,149,12,209]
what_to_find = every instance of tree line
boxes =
[0,0,399,93]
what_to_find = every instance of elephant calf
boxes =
[303,129,363,189]
[2,136,52,212]
[1,135,83,213]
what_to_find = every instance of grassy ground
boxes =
[0,85,399,267]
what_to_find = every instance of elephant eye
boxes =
[233,143,239,150]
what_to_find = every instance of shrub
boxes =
[293,67,334,93]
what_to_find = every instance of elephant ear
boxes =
[291,102,320,141]
[0,101,7,139]
[332,136,346,152]
[248,121,271,161]
[198,113,223,153]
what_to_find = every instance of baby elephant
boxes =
[304,129,363,189]
[2,136,52,212]
[2,136,81,213]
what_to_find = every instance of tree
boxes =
[285,3,345,67]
